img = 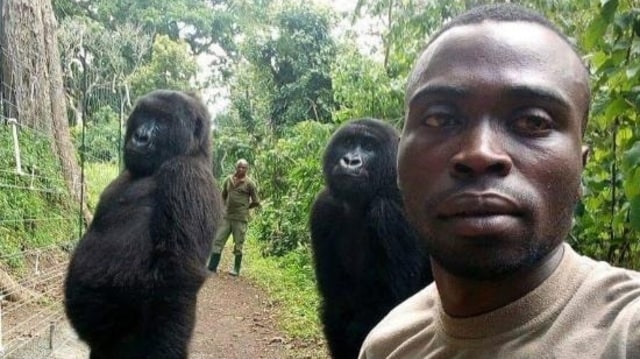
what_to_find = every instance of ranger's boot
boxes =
[207,252,221,273]
[230,255,243,276]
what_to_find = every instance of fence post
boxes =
[8,118,24,175]
[49,321,55,350]
[35,252,41,276]
[0,298,4,355]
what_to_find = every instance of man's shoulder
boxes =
[577,250,640,287]
[245,176,258,187]
[360,284,438,356]
[566,250,640,335]
[570,254,640,356]
[579,253,640,306]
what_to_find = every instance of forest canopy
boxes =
[2,0,639,267]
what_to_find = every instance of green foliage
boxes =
[212,125,259,178]
[72,106,123,163]
[251,121,333,255]
[244,236,323,342]
[0,127,78,268]
[128,35,200,100]
[331,43,404,125]
[57,16,152,128]
[364,0,469,76]
[225,0,338,135]
[49,0,640,277]
[213,120,332,256]
[571,0,640,267]
[53,0,238,56]
[84,162,120,210]
[622,141,640,230]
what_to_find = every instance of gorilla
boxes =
[310,118,433,359]
[64,90,222,359]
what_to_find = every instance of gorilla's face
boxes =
[323,119,399,203]
[124,90,210,176]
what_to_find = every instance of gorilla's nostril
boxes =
[341,155,362,168]
[133,128,152,146]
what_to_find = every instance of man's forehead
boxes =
[406,21,589,105]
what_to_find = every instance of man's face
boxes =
[399,21,590,280]
[236,163,248,176]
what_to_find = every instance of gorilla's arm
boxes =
[310,189,351,296]
[89,171,154,229]
[367,196,431,296]
[310,189,362,358]
[152,156,221,280]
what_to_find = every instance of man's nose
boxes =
[449,121,513,179]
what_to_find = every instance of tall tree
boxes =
[57,18,151,127]
[128,35,200,100]
[225,0,337,135]
[1,0,92,223]
[52,0,239,56]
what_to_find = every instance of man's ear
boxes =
[578,145,590,198]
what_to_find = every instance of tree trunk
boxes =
[0,0,92,224]
[0,269,39,302]
[0,0,52,134]
[41,0,93,224]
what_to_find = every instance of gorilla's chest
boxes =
[337,207,384,276]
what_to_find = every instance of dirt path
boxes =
[190,272,289,358]
[7,267,325,358]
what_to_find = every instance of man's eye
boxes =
[423,113,458,128]
[512,114,554,135]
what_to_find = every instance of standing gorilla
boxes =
[310,118,433,359]
[64,90,222,359]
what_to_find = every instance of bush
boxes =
[0,126,78,268]
[252,121,333,255]
[72,106,123,163]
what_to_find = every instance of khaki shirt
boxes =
[359,243,640,359]
[222,175,259,222]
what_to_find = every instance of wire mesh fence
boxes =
[1,42,124,356]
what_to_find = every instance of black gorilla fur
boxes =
[310,118,433,359]
[64,90,222,359]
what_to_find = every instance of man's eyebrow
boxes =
[505,85,571,110]
[408,84,469,107]
[408,84,573,110]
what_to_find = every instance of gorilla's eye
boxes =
[359,138,376,151]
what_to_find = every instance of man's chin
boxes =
[429,244,550,281]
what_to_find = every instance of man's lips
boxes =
[437,192,522,218]
[435,192,524,237]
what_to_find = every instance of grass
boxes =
[84,162,120,208]
[243,234,328,357]
[0,127,78,268]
